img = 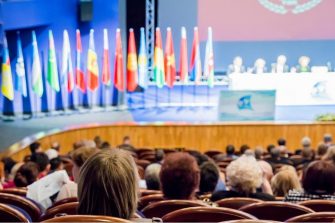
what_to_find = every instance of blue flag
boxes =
[138,27,148,89]
[15,31,28,97]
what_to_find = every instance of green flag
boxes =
[47,30,60,92]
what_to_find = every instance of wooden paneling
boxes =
[2,122,335,162]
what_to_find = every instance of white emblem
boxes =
[258,0,323,14]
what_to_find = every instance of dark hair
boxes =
[226,145,235,155]
[71,147,98,167]
[30,152,49,172]
[199,161,219,194]
[277,138,286,146]
[267,144,276,153]
[29,142,41,154]
[50,157,62,171]
[14,162,39,187]
[155,149,165,162]
[1,157,17,175]
[188,151,209,166]
[270,148,280,158]
[303,161,335,195]
[160,152,200,199]
[295,149,303,155]
[317,143,328,156]
[324,134,332,143]
[240,144,250,155]
[100,142,111,149]
[94,136,102,148]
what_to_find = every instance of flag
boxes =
[138,27,148,89]
[179,27,188,83]
[1,34,14,101]
[87,29,99,92]
[61,30,75,92]
[164,27,176,88]
[15,31,28,97]
[114,28,125,92]
[204,27,214,88]
[127,28,138,92]
[190,27,202,85]
[102,29,111,86]
[31,31,43,97]
[47,30,60,92]
[153,28,165,88]
[75,30,86,92]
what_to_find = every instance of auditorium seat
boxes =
[137,165,145,179]
[139,154,156,162]
[136,148,153,156]
[217,161,231,169]
[221,220,281,223]
[204,150,223,158]
[0,188,27,196]
[138,150,155,159]
[216,197,263,209]
[0,203,30,222]
[239,201,314,221]
[162,207,257,222]
[41,215,132,222]
[286,212,335,222]
[138,194,164,210]
[40,202,78,221]
[136,159,151,170]
[275,197,284,201]
[48,197,78,210]
[141,199,207,218]
[140,189,162,197]
[0,192,41,221]
[298,200,335,212]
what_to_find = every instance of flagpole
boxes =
[193,82,196,103]
[142,88,145,109]
[207,85,210,106]
[181,84,184,106]
[168,87,171,106]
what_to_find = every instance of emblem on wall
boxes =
[258,0,323,14]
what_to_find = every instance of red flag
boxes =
[76,30,86,92]
[164,27,176,88]
[102,29,111,86]
[114,28,125,91]
[127,28,138,92]
[87,29,99,92]
[179,27,188,83]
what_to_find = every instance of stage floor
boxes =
[1,104,335,152]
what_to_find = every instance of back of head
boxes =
[302,147,314,160]
[30,152,49,172]
[199,161,219,194]
[50,157,63,172]
[14,162,39,187]
[94,136,102,148]
[71,146,98,168]
[277,138,286,146]
[317,143,328,156]
[301,136,311,148]
[188,151,209,166]
[1,157,17,176]
[254,147,264,160]
[240,144,250,155]
[226,145,235,155]
[30,142,41,154]
[303,160,335,195]
[271,170,301,197]
[322,145,335,162]
[267,144,276,153]
[155,149,165,162]
[78,149,138,219]
[160,152,200,199]
[324,134,332,144]
[270,147,280,159]
[144,163,161,190]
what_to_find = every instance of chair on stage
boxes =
[162,207,257,222]
[41,215,132,222]
[138,194,164,211]
[48,197,78,210]
[298,200,335,212]
[0,192,41,221]
[239,201,313,221]
[40,202,78,221]
[0,187,27,196]
[286,212,335,222]
[216,197,263,209]
[141,199,207,218]
[0,203,30,222]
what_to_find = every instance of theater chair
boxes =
[286,212,335,222]
[239,201,314,221]
[136,159,151,170]
[204,150,223,158]
[48,197,78,210]
[137,165,145,179]
[139,189,162,197]
[0,192,41,221]
[216,197,263,209]
[40,202,78,221]
[0,188,27,196]
[162,207,257,222]
[138,194,164,211]
[0,203,30,222]
[142,199,207,218]
[298,200,335,212]
[42,215,132,222]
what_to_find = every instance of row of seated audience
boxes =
[0,134,334,222]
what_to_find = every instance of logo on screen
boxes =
[311,81,329,98]
[237,95,253,110]
[258,0,323,14]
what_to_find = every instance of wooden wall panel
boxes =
[2,122,335,162]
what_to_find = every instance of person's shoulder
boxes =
[252,192,275,201]
[211,190,238,201]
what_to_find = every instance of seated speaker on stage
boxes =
[271,55,289,73]
[227,56,246,74]
[252,58,267,74]
[296,56,311,73]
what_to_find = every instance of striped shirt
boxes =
[285,189,335,203]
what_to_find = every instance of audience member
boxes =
[117,136,136,153]
[324,133,333,147]
[100,141,111,149]
[51,142,61,152]
[271,169,301,197]
[30,142,42,155]
[271,55,289,73]
[226,145,238,160]
[155,149,165,163]
[49,157,63,173]
[160,152,200,200]
[14,162,39,187]
[322,145,335,163]
[73,140,96,150]
[227,56,246,74]
[240,144,250,155]
[30,152,50,178]
[285,160,335,202]
[1,157,17,178]
[301,136,312,149]
[198,161,220,195]
[211,156,275,201]
[45,148,59,161]
[317,143,328,158]
[94,136,103,149]
[296,56,311,73]
[78,150,138,219]
[144,163,161,190]
[255,147,264,160]
[267,144,276,154]
[265,147,293,169]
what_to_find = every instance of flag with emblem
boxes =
[126,28,138,92]
[102,29,111,86]
[190,27,202,85]
[138,27,148,89]
[87,29,99,92]
[31,31,43,97]
[153,28,165,88]
[61,30,75,92]
[1,34,14,101]
[114,28,125,91]
[164,27,176,88]
[15,31,28,97]
[75,29,86,92]
[47,30,60,92]
[204,27,214,88]
[179,27,188,83]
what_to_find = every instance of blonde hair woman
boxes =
[271,170,302,197]
[78,149,139,219]
[322,145,335,163]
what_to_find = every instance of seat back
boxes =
[286,212,335,222]
[142,199,207,218]
[40,202,78,221]
[49,197,78,210]
[204,150,223,158]
[162,207,257,222]
[240,201,314,221]
[216,197,263,209]
[41,215,132,222]
[298,200,335,212]
[140,189,162,197]
[0,188,27,196]
[0,203,29,222]
[0,192,41,221]
[138,194,164,211]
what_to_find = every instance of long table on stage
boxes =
[229,73,335,106]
